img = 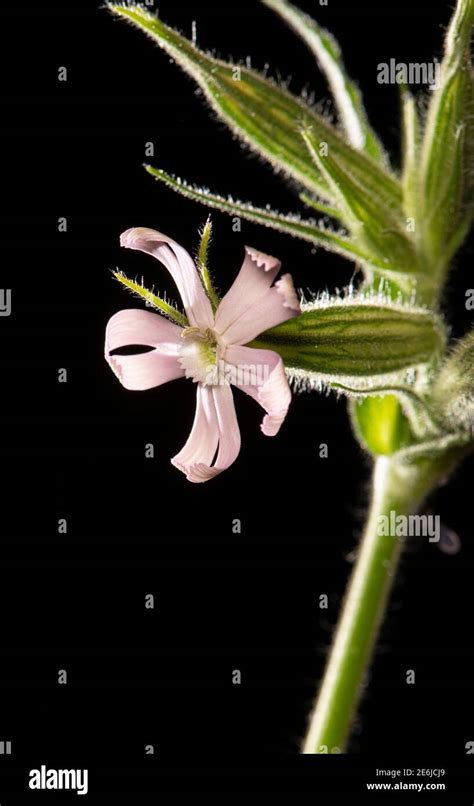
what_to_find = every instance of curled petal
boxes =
[225,345,291,435]
[172,384,241,482]
[105,308,183,390]
[214,246,281,336]
[219,273,300,345]
[120,227,213,328]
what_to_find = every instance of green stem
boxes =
[302,454,445,753]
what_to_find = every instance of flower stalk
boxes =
[302,457,431,752]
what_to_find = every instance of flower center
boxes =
[178,326,222,385]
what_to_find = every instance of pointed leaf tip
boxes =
[261,0,388,165]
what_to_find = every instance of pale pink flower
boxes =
[105,228,300,482]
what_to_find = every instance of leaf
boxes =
[443,0,474,73]
[260,0,388,165]
[113,270,188,327]
[196,217,220,311]
[419,0,474,262]
[145,165,372,263]
[298,192,343,221]
[400,90,421,220]
[249,294,445,380]
[426,123,467,260]
[107,2,401,210]
[302,128,419,273]
[421,72,473,256]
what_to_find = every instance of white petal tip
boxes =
[171,458,223,483]
[275,273,300,311]
[260,411,287,437]
[119,227,136,247]
[245,245,281,273]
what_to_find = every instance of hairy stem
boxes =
[302,454,449,753]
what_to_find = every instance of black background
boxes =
[0,0,473,801]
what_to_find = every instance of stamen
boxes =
[181,326,205,340]
[178,326,222,385]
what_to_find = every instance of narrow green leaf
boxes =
[107,2,327,197]
[421,71,473,226]
[113,270,188,327]
[302,128,419,273]
[299,192,343,221]
[419,0,474,260]
[261,0,388,165]
[426,123,467,258]
[443,0,474,72]
[196,217,220,311]
[400,90,421,220]
[145,165,372,263]
[107,2,402,210]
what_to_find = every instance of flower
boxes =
[105,227,300,482]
